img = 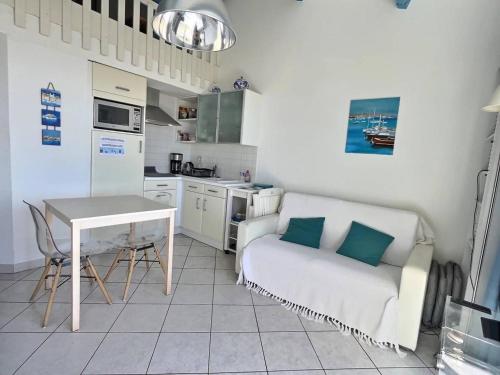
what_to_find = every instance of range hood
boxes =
[145,87,181,127]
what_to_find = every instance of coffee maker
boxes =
[170,153,183,174]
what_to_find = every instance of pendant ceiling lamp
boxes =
[152,0,236,52]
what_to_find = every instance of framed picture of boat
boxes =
[345,97,400,156]
[41,129,61,146]
[40,87,61,107]
[41,109,61,127]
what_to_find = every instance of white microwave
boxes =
[93,98,143,134]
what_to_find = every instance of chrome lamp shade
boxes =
[152,0,236,52]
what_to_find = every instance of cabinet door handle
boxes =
[207,189,218,193]
[196,197,200,210]
[138,140,143,153]
[156,193,170,198]
[156,184,169,187]
[188,185,198,189]
[115,86,130,92]
[203,199,207,211]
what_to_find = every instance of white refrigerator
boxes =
[91,129,144,197]
[91,129,145,239]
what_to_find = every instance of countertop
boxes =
[144,174,252,189]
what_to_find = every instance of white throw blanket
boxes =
[238,234,405,351]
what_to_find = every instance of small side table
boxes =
[437,296,500,374]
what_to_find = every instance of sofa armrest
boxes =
[235,214,279,273]
[398,243,434,350]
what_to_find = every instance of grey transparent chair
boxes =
[24,201,113,327]
[103,221,168,301]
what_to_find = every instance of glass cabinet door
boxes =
[196,94,219,143]
[218,91,244,143]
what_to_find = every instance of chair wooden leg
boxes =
[144,249,151,270]
[43,261,62,328]
[83,261,94,284]
[86,257,112,304]
[103,249,124,282]
[122,249,136,301]
[30,258,52,302]
[153,244,168,276]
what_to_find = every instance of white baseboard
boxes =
[0,226,183,273]
[0,257,45,273]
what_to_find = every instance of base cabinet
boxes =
[182,190,203,234]
[144,190,177,207]
[201,195,226,242]
[182,183,227,248]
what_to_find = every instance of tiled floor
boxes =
[0,234,440,375]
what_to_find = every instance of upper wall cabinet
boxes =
[92,63,147,105]
[197,93,219,143]
[196,90,261,146]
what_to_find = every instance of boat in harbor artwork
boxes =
[345,97,400,155]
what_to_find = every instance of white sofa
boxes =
[236,192,433,351]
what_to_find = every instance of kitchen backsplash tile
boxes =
[144,124,257,180]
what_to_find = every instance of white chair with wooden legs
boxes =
[24,201,114,327]
[104,221,168,301]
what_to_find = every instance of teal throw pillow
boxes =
[336,221,394,266]
[280,217,325,249]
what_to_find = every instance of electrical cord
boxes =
[470,169,489,293]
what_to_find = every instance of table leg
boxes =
[164,213,175,295]
[71,223,81,331]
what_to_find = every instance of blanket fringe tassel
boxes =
[239,275,406,358]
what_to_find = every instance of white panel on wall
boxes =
[0,33,14,268]
[7,38,92,266]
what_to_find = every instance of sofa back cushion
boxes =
[277,192,420,267]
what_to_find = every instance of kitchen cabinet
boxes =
[92,62,147,105]
[182,182,227,248]
[196,93,219,143]
[182,189,203,234]
[218,91,244,143]
[144,190,177,208]
[196,90,261,146]
[201,195,226,242]
[144,178,179,231]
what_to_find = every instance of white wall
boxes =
[219,0,500,263]
[0,33,14,268]
[6,37,93,268]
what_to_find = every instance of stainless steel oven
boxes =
[93,98,143,133]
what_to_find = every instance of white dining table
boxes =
[43,195,176,331]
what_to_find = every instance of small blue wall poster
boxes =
[41,82,61,146]
[41,109,61,127]
[42,129,61,146]
[41,87,61,107]
[345,97,400,156]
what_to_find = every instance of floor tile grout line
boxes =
[207,241,216,374]
[0,300,36,330]
[12,297,72,374]
[79,303,128,375]
[299,314,326,371]
[353,334,379,371]
[251,289,269,373]
[145,236,192,374]
[80,244,148,375]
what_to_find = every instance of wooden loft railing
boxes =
[1,0,219,88]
